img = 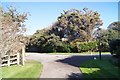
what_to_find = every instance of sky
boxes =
[0,0,119,2]
[1,2,118,35]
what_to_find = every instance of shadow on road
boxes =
[56,54,113,79]
[56,55,99,67]
[56,54,111,67]
[67,73,85,80]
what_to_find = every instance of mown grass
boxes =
[2,60,43,79]
[0,67,2,80]
[80,58,120,79]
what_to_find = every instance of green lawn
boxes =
[2,60,43,79]
[80,58,120,79]
[0,67,2,80]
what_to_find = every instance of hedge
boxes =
[77,41,98,52]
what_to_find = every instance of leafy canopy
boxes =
[50,8,103,42]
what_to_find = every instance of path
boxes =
[26,53,111,79]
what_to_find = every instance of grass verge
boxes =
[80,58,120,79]
[2,60,43,78]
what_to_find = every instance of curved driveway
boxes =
[26,53,111,79]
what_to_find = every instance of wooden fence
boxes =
[0,46,25,67]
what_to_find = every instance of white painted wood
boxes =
[8,54,10,66]
[1,44,25,67]
[21,46,25,65]
[17,52,20,65]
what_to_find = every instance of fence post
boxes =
[8,54,10,66]
[21,46,25,65]
[17,52,20,65]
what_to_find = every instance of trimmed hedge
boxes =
[26,41,98,53]
[77,41,98,52]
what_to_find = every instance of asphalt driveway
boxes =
[26,53,111,79]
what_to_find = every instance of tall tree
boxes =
[0,6,28,59]
[50,8,103,42]
[108,21,120,40]
[0,6,3,62]
[93,21,120,52]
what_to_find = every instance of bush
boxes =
[100,42,109,52]
[26,34,73,53]
[56,43,71,53]
[77,41,98,52]
[109,39,120,57]
[26,45,40,52]
[26,31,99,53]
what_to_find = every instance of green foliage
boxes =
[50,8,103,42]
[99,21,120,52]
[77,41,98,52]
[26,8,103,53]
[107,29,119,41]
[97,29,109,51]
[27,28,99,53]
[109,39,120,57]
[108,21,120,40]
[56,43,71,53]
[26,33,72,53]
[94,21,120,52]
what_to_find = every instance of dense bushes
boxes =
[109,39,120,57]
[26,37,98,53]
[109,39,120,67]
[76,41,98,52]
[26,34,72,53]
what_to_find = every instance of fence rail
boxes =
[0,46,25,67]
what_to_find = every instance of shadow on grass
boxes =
[67,72,119,80]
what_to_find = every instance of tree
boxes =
[108,22,120,58]
[50,8,103,42]
[108,22,120,31]
[27,8,103,53]
[109,39,120,57]
[26,31,72,53]
[93,21,120,52]
[0,6,3,62]
[0,6,28,60]
[97,29,109,51]
[108,21,120,40]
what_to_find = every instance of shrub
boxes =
[56,43,71,53]
[26,34,72,53]
[100,42,109,52]
[77,41,98,52]
[109,39,120,57]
